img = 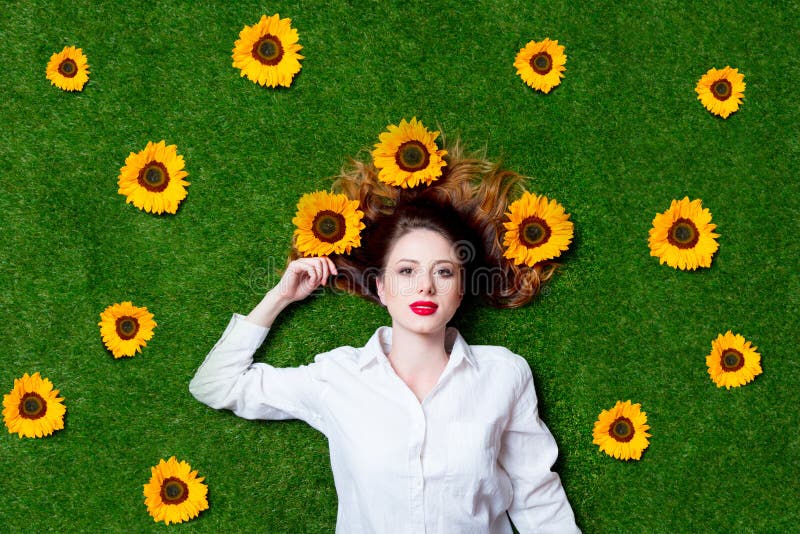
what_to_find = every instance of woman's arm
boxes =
[245,256,337,327]
[188,257,337,432]
[500,357,581,533]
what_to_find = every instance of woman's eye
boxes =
[398,267,413,275]
[437,268,453,277]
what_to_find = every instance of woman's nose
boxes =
[417,273,434,294]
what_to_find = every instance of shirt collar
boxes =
[358,326,478,371]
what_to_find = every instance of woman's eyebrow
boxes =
[395,259,455,265]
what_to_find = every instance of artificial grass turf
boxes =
[1,0,798,531]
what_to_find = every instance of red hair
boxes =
[290,140,558,308]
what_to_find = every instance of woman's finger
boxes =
[326,256,338,277]
[307,263,320,287]
[312,259,323,283]
[320,259,330,285]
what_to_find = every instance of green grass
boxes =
[1,0,798,531]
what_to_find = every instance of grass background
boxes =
[1,0,798,531]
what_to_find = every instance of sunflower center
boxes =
[312,210,346,243]
[395,141,431,173]
[137,162,170,193]
[19,392,47,420]
[667,218,699,249]
[712,79,732,101]
[519,216,552,248]
[530,52,553,75]
[609,416,635,443]
[253,34,284,66]
[58,59,78,78]
[160,477,189,505]
[115,316,140,340]
[721,349,745,372]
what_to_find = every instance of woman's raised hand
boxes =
[277,256,339,303]
[245,256,338,328]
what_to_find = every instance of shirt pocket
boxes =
[445,421,500,480]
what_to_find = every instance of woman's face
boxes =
[376,228,464,336]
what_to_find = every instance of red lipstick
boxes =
[410,301,438,315]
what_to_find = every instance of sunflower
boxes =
[293,191,365,257]
[514,38,566,94]
[143,456,209,525]
[371,117,448,188]
[695,66,745,119]
[502,192,573,267]
[3,372,66,438]
[232,13,304,88]
[648,197,719,270]
[592,400,651,461]
[118,140,190,215]
[45,46,90,92]
[706,331,762,389]
[98,302,157,358]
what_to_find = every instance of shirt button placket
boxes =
[409,404,426,532]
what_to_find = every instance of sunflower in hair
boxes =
[695,66,745,119]
[514,38,566,94]
[232,13,304,88]
[706,331,762,389]
[293,191,365,256]
[372,117,448,188]
[45,46,90,91]
[593,400,650,461]
[502,192,573,266]
[143,456,209,524]
[648,197,719,270]
[3,372,66,438]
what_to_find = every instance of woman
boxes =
[189,142,580,533]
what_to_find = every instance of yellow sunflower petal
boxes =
[502,192,574,266]
[514,38,566,94]
[648,197,719,270]
[117,140,190,215]
[232,13,304,88]
[45,46,90,92]
[143,456,209,525]
[695,66,745,119]
[592,400,651,460]
[3,372,66,438]
[706,331,762,389]
[98,302,157,358]
[371,117,448,188]
[292,191,365,256]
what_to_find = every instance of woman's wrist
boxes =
[245,286,292,328]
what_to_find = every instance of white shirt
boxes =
[189,314,580,534]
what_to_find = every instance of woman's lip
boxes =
[410,302,438,315]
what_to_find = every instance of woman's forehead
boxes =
[386,229,456,262]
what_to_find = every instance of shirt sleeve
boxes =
[499,356,580,533]
[188,313,326,434]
